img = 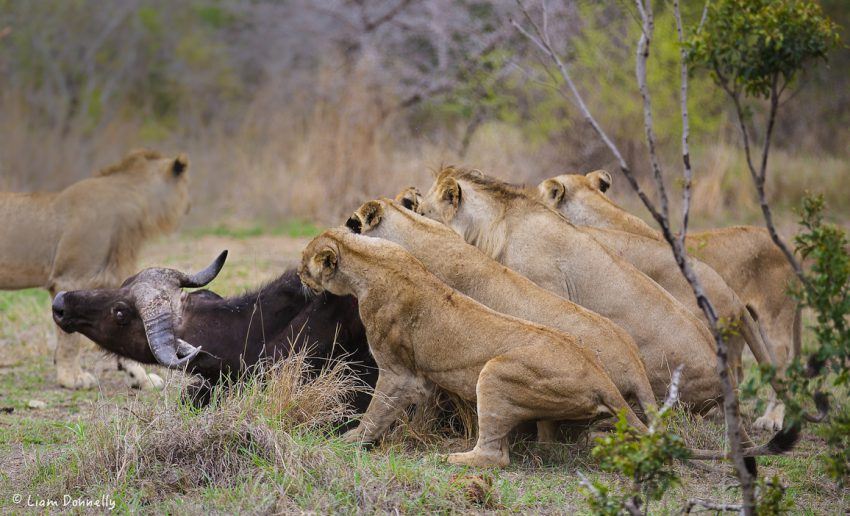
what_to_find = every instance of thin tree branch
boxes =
[631,4,754,510]
[673,0,693,248]
[684,498,743,513]
[361,0,414,33]
[697,1,711,34]
[650,364,684,434]
[634,0,669,221]
[723,78,806,285]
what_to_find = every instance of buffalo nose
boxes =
[52,291,67,322]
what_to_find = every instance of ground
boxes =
[1,228,848,513]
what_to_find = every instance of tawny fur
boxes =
[0,149,190,390]
[538,172,798,431]
[299,228,646,467]
[349,197,658,436]
[418,167,724,411]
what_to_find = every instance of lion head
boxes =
[95,149,192,234]
[536,170,658,238]
[537,170,612,210]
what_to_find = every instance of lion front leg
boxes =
[343,368,429,444]
[54,327,97,390]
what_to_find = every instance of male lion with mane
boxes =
[0,149,190,389]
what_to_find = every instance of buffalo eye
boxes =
[112,304,131,325]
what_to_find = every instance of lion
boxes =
[0,149,191,390]
[299,227,648,467]
[538,171,798,431]
[415,167,727,411]
[346,196,657,442]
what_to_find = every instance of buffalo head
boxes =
[52,251,228,369]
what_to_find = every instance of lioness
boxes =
[299,228,648,467]
[538,171,797,431]
[417,167,725,410]
[0,149,190,389]
[346,197,657,429]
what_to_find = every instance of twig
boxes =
[684,498,743,514]
[673,0,693,247]
[655,364,684,422]
[634,0,669,221]
[577,471,599,496]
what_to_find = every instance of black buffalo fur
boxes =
[55,268,376,414]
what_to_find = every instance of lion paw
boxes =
[121,360,165,390]
[342,428,365,444]
[753,412,784,432]
[56,368,97,390]
[446,449,509,468]
[131,372,164,390]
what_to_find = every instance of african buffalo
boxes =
[51,251,376,411]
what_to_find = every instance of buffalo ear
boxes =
[440,177,462,208]
[587,169,612,193]
[540,179,566,206]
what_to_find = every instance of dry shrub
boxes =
[259,348,364,431]
[50,348,360,502]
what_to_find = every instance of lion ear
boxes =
[400,196,416,211]
[360,201,384,231]
[316,248,337,272]
[587,170,612,193]
[395,187,421,212]
[440,178,462,208]
[540,179,566,206]
[345,214,363,234]
[172,154,189,176]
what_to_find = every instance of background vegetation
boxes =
[1,0,847,229]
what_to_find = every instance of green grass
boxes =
[188,219,323,240]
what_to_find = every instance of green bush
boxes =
[687,0,840,97]
[581,408,689,515]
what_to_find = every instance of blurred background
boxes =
[0,0,847,231]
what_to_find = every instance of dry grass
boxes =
[46,350,360,503]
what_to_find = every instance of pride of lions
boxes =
[1,150,800,468]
